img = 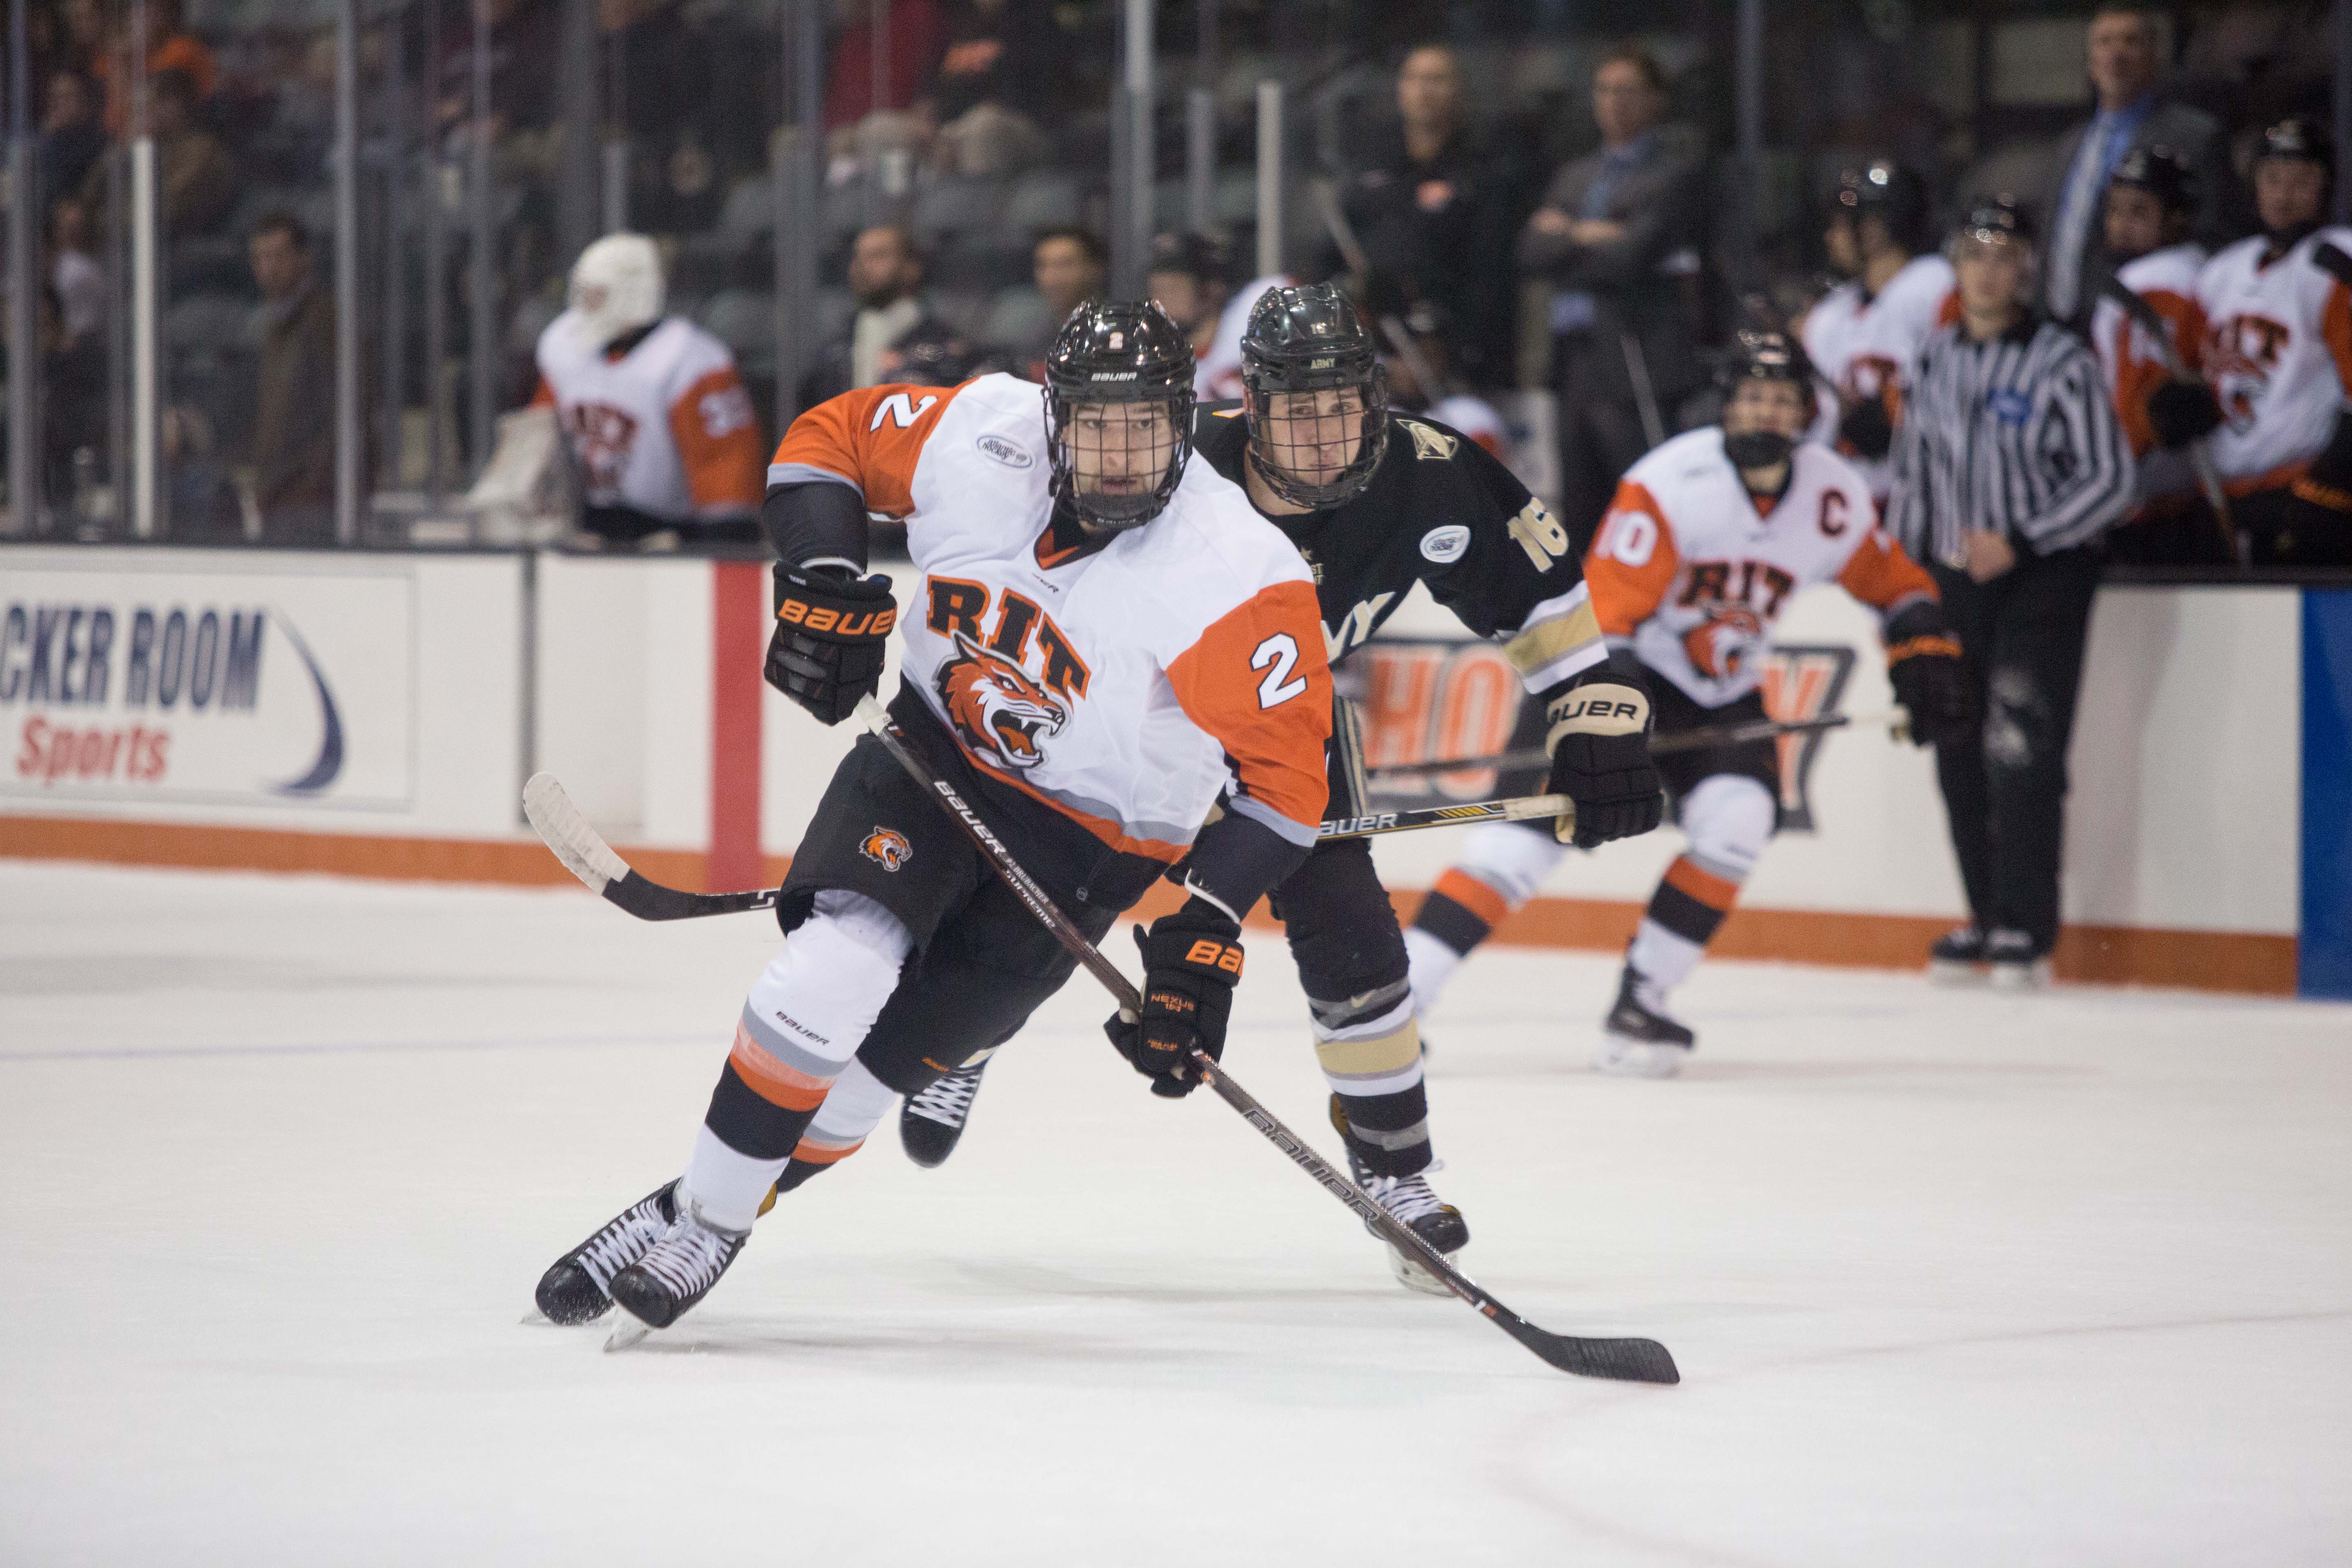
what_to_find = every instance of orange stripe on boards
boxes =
[728,1026,833,1111]
[1431,869,1514,930]
[1662,855,1741,912]
[0,814,790,893]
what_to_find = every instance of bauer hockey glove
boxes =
[1883,601,1974,749]
[766,564,898,726]
[1544,659,1663,849]
[1836,392,1895,461]
[2146,381,2223,450]
[1105,900,1243,1100]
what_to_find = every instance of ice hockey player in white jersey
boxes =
[2087,146,2215,558]
[1405,333,1974,1076]
[2152,118,2352,566]
[531,233,766,548]
[533,302,1336,1335]
[1801,161,1956,502]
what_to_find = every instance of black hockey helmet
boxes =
[1716,329,1820,419]
[2256,116,2336,178]
[1831,159,1932,254]
[1042,299,1198,532]
[1953,194,2033,249]
[1239,281,1389,508]
[1147,230,1229,286]
[2108,144,2196,214]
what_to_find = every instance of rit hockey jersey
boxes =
[534,311,766,522]
[1800,254,1957,498]
[2092,243,2207,457]
[770,374,1333,887]
[1585,427,1938,710]
[2196,227,2352,492]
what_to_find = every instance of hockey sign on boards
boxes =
[0,555,415,809]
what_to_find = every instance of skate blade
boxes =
[1988,960,2052,991]
[1593,1038,1689,1078]
[1387,1243,1462,1297]
[603,1316,655,1352]
[1927,958,1987,986]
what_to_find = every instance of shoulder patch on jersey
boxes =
[1396,418,1459,461]
[1419,524,1472,564]
[975,433,1035,469]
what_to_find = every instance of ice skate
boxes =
[1985,929,2052,990]
[606,1193,749,1341]
[1928,925,1989,984]
[1345,1149,1469,1296]
[1596,966,1694,1078]
[532,1180,679,1325]
[900,1058,989,1168]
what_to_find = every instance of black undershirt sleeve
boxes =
[763,481,871,571]
[1183,811,1313,925]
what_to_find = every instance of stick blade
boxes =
[523,773,630,895]
[1528,1331,1681,1385]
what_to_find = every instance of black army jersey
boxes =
[1192,406,1605,697]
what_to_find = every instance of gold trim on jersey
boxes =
[1503,598,1602,677]
[1397,418,1459,461]
[1314,1024,1424,1079]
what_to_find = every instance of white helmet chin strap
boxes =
[569,232,664,347]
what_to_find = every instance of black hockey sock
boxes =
[704,1057,826,1163]
[1330,1086,1434,1178]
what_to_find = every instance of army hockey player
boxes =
[897,283,1666,1290]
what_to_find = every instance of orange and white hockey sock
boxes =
[1626,775,1775,994]
[683,890,910,1230]
[1405,821,1570,1014]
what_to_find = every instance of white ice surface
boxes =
[2,862,2348,1566]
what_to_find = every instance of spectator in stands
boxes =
[800,224,946,407]
[2036,3,2233,330]
[141,67,238,237]
[995,225,1104,377]
[1146,231,1228,386]
[1325,43,1521,391]
[46,196,104,346]
[929,0,1055,176]
[40,71,107,203]
[246,211,341,543]
[1518,45,1710,551]
[93,0,214,135]
[823,0,948,151]
[603,0,768,236]
[40,282,107,514]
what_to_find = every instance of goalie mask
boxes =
[569,232,664,349]
[1240,283,1389,508]
[1043,299,1198,532]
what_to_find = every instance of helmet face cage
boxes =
[1043,301,1198,532]
[1240,285,1390,509]
[1719,331,1819,426]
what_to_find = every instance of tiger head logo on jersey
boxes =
[936,630,1069,771]
[1683,607,1770,681]
[859,827,913,872]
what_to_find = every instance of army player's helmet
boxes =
[1831,160,1932,255]
[2109,145,2195,214]
[2256,116,2335,178]
[1239,282,1390,509]
[1042,299,1198,531]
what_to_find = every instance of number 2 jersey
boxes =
[1586,427,1938,711]
[533,310,767,524]
[769,373,1334,915]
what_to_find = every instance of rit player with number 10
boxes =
[900,284,1668,1289]
[1407,332,1974,1076]
[532,301,1339,1335]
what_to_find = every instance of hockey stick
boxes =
[1321,794,1570,840]
[523,772,780,920]
[2093,274,2235,553]
[852,695,1678,1385]
[1365,709,1881,784]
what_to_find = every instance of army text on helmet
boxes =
[1238,282,1391,508]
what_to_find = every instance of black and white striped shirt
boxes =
[1884,315,2134,568]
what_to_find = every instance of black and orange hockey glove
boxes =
[1105,900,1243,1099]
[766,563,897,725]
[1884,601,1973,748]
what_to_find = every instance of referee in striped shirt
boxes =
[1885,198,2135,984]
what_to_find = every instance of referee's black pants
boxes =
[1929,547,2103,954]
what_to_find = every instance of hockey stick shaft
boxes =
[1319,794,1570,839]
[2094,276,2235,548]
[851,695,1677,1385]
[1365,710,1866,783]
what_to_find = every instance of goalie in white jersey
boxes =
[1406,333,1973,1075]
[2158,119,2352,565]
[532,301,1336,1335]
[530,233,767,548]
